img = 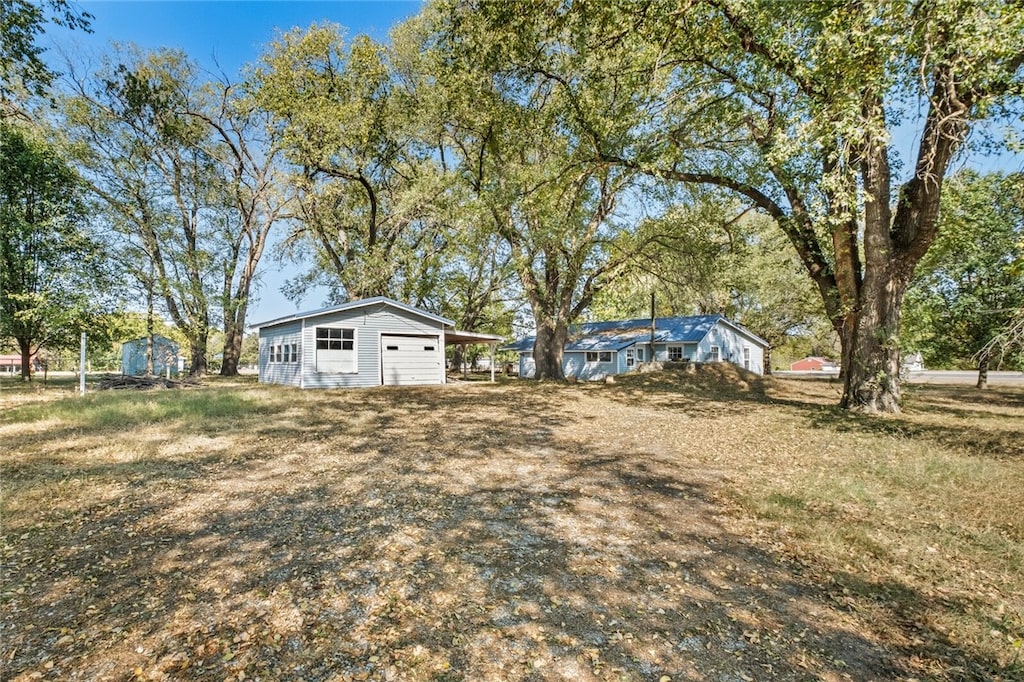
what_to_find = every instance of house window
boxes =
[625,349,635,367]
[315,327,356,373]
[599,351,612,363]
[281,343,298,363]
[709,345,720,362]
[743,346,751,370]
[668,345,683,361]
[585,351,598,362]
[585,351,613,363]
[273,344,283,363]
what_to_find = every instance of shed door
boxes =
[381,335,443,386]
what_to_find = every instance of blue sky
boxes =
[46,2,424,323]
[50,1,422,76]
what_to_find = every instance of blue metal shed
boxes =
[121,335,180,377]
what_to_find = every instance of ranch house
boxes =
[505,314,768,381]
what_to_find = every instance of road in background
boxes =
[774,370,1024,386]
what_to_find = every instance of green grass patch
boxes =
[1,386,262,431]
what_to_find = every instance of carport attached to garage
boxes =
[381,334,444,386]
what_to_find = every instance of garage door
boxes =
[381,335,443,386]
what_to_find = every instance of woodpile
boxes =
[96,374,198,390]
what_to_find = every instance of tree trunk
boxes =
[17,337,32,382]
[146,272,155,374]
[976,354,989,390]
[532,319,568,380]
[220,323,243,376]
[762,345,772,376]
[450,345,465,376]
[189,333,208,377]
[841,269,906,413]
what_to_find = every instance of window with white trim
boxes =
[709,345,721,362]
[315,327,356,373]
[585,351,614,363]
[625,348,635,367]
[743,346,751,370]
[636,347,645,362]
[668,345,683,361]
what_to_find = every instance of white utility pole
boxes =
[79,332,87,396]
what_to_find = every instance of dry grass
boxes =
[1,369,1022,681]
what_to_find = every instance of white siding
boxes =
[301,303,445,389]
[519,352,535,379]
[570,352,614,381]
[699,322,765,375]
[259,322,302,387]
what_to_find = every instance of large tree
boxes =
[444,0,1024,411]
[0,121,107,380]
[415,7,662,378]
[64,49,219,375]
[64,47,287,376]
[188,77,292,376]
[254,24,450,303]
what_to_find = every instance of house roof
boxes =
[503,314,768,352]
[252,296,456,330]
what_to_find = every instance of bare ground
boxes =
[1,368,1022,681]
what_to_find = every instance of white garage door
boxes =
[381,335,443,386]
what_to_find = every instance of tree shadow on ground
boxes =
[2,380,1020,680]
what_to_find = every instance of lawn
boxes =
[1,368,1022,681]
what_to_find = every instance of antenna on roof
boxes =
[649,292,656,360]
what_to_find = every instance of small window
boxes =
[668,346,683,361]
[585,351,598,362]
[424,346,435,351]
[316,327,354,350]
[274,344,283,363]
[599,351,612,362]
[386,345,399,351]
[709,345,721,362]
[625,349,635,367]
[636,348,644,362]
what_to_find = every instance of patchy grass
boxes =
[1,369,1022,681]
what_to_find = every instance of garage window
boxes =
[315,327,356,373]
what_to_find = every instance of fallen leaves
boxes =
[2,375,1022,679]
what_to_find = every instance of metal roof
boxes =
[252,296,456,330]
[503,315,768,352]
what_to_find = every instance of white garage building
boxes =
[255,297,501,389]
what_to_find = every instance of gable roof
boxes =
[253,296,455,330]
[503,314,768,352]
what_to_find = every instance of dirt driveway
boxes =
[3,370,1021,680]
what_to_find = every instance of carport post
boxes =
[489,342,496,382]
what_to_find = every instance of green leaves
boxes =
[0,121,110,364]
[903,171,1024,370]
